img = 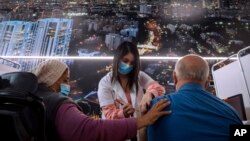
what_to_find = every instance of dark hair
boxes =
[111,41,140,93]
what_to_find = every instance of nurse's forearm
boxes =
[146,82,166,96]
[102,104,125,119]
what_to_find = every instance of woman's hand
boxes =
[137,99,171,129]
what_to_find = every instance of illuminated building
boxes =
[105,33,132,50]
[33,18,72,57]
[120,26,138,38]
[0,21,34,57]
[0,21,35,70]
[140,4,152,14]
[202,0,221,9]
[0,18,72,70]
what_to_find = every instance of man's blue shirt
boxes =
[147,83,242,141]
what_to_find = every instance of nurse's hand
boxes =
[123,104,135,118]
[140,92,154,113]
[137,99,171,129]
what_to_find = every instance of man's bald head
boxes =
[174,54,209,83]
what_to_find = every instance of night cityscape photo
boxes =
[1,0,250,116]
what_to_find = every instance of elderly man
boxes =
[147,54,243,141]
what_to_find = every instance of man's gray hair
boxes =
[175,55,209,81]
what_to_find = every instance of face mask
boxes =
[118,61,133,75]
[60,83,70,96]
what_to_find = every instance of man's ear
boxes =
[173,71,177,85]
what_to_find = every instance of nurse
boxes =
[97,41,166,141]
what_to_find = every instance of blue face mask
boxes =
[60,83,70,96]
[118,61,133,75]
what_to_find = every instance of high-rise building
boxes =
[33,18,72,57]
[0,21,36,70]
[202,0,221,9]
[0,21,34,57]
[105,33,132,50]
[0,18,73,70]
[140,4,152,14]
[120,26,138,38]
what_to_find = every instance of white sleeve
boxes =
[97,74,115,107]
[138,71,155,89]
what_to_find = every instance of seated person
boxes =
[31,59,171,141]
[147,54,243,141]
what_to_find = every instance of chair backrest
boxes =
[0,71,38,93]
[0,72,46,141]
[224,94,247,121]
